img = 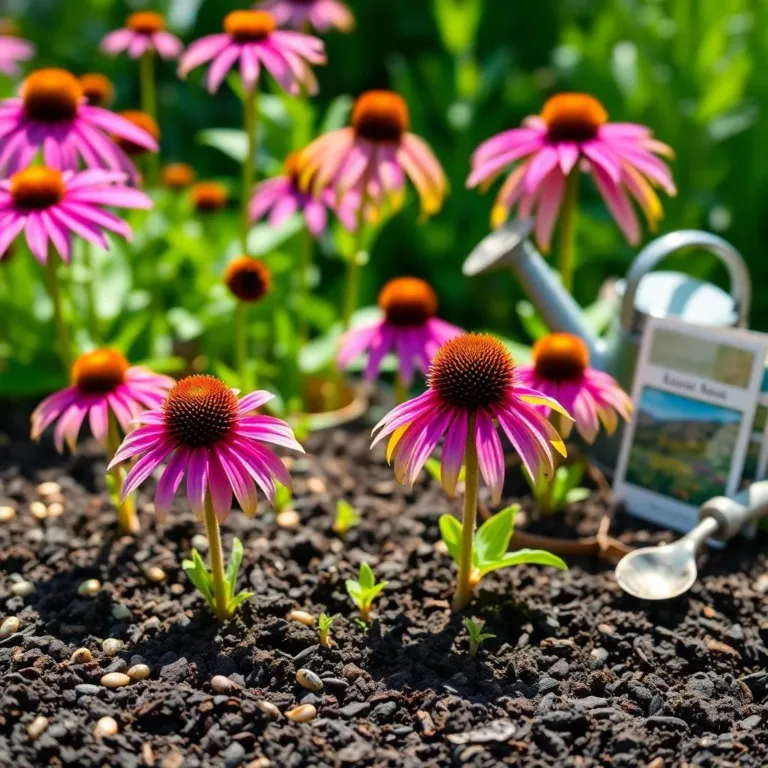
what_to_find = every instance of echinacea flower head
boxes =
[0,166,152,264]
[0,20,34,77]
[178,10,325,94]
[109,375,304,522]
[31,349,174,453]
[191,181,228,212]
[250,150,357,236]
[0,68,159,176]
[162,162,196,189]
[79,73,115,107]
[301,90,448,221]
[372,334,570,504]
[467,92,676,250]
[225,255,272,303]
[339,277,462,386]
[101,11,184,60]
[517,333,632,444]
[257,0,355,33]
[113,110,160,157]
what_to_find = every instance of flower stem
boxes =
[394,372,408,405]
[242,88,259,254]
[341,179,370,332]
[297,227,313,346]
[558,170,579,294]
[452,413,478,612]
[139,51,159,187]
[81,241,100,344]
[106,412,139,535]
[44,255,72,373]
[204,494,230,621]
[235,301,250,390]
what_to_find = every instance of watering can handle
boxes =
[619,231,751,334]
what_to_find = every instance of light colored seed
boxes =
[47,502,64,518]
[276,509,300,529]
[37,481,61,497]
[306,477,327,495]
[78,579,101,597]
[27,716,49,740]
[247,759,272,768]
[11,581,35,598]
[102,638,124,657]
[70,647,92,664]
[112,603,132,620]
[100,672,131,689]
[29,501,48,520]
[127,664,150,681]
[0,616,20,638]
[144,566,166,584]
[285,704,317,723]
[288,610,315,627]
[256,700,281,721]
[191,534,208,551]
[0,506,16,522]
[211,675,240,694]
[94,716,119,737]
[296,669,323,692]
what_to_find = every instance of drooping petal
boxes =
[474,409,505,505]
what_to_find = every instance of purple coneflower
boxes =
[0,25,34,77]
[178,10,325,94]
[338,277,462,393]
[517,333,632,444]
[257,0,354,33]
[372,333,569,609]
[101,11,184,60]
[0,68,158,176]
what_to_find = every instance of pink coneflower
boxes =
[178,10,325,94]
[372,333,569,609]
[101,11,184,60]
[0,68,158,176]
[517,333,632,444]
[301,90,447,220]
[339,277,462,388]
[0,166,152,264]
[0,24,34,77]
[257,0,354,33]
[250,150,357,236]
[467,93,676,250]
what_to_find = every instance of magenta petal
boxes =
[185,449,209,518]
[474,409,505,505]
[121,440,175,499]
[440,410,468,498]
[154,447,188,520]
[207,451,234,523]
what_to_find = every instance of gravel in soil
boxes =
[0,425,767,767]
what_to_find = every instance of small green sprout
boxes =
[318,612,337,647]
[345,563,388,623]
[526,463,590,515]
[274,483,293,513]
[182,538,254,619]
[463,617,496,657]
[333,499,361,537]
[425,457,465,485]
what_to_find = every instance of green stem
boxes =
[82,241,99,344]
[558,170,579,294]
[297,227,313,345]
[452,413,478,612]
[235,301,250,390]
[106,413,139,535]
[341,181,371,332]
[204,494,230,621]
[139,51,159,187]
[242,89,259,254]
[44,255,72,372]
[393,372,408,405]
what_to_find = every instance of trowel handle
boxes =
[699,480,768,541]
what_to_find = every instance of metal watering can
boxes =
[463,218,751,472]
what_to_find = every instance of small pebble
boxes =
[94,716,118,737]
[27,716,48,740]
[288,610,315,626]
[276,509,300,529]
[100,672,130,689]
[248,759,272,768]
[111,603,132,620]
[78,579,101,597]
[127,664,150,681]
[0,505,16,522]
[11,581,35,598]
[296,669,323,692]
[0,616,20,637]
[306,477,327,495]
[257,700,281,721]
[145,566,166,584]
[70,648,92,664]
[47,502,64,518]
[191,534,208,551]
[102,638,124,657]
[211,675,240,694]
[286,704,317,723]
[37,481,61,497]
[29,501,48,520]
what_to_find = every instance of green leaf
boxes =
[334,499,361,535]
[345,579,363,607]
[359,562,375,591]
[516,301,549,342]
[565,487,591,504]
[228,590,255,612]
[475,505,519,565]
[439,514,462,564]
[319,95,354,134]
[183,549,215,606]
[478,549,568,578]
[225,538,245,597]
[361,581,388,605]
[197,129,248,162]
[247,217,305,257]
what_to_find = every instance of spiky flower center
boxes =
[71,349,129,394]
[163,375,239,447]
[533,333,589,381]
[429,334,514,410]
[113,110,159,156]
[352,90,410,143]
[126,11,165,34]
[22,69,83,123]
[224,10,276,42]
[162,163,195,189]
[79,73,114,107]
[10,167,65,210]
[540,93,608,143]
[378,277,436,327]
[191,181,228,212]
[225,256,272,303]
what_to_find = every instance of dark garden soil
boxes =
[0,416,767,768]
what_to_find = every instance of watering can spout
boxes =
[463,218,601,359]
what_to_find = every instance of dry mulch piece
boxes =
[1,425,767,767]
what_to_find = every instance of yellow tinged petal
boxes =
[597,406,618,436]
[491,204,509,230]
[386,425,409,464]
[521,395,573,420]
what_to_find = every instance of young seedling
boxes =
[318,612,337,647]
[526,462,591,515]
[439,504,567,600]
[463,617,496,657]
[333,499,361,537]
[345,563,388,623]
[274,483,293,514]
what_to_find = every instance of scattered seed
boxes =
[70,647,92,664]
[11,581,35,598]
[285,704,317,723]
[647,759,665,768]
[191,534,208,551]
[706,638,740,657]
[29,501,48,520]
[211,675,240,694]
[47,502,64,518]
[306,477,327,495]
[0,616,20,638]
[257,700,281,721]
[276,509,300,529]
[111,603,132,620]
[296,669,323,692]
[144,566,166,584]
[78,579,101,597]
[27,716,48,740]
[127,664,150,681]
[0,506,16,522]
[100,672,131,689]
[248,759,272,768]
[37,481,61,497]
[288,610,315,627]
[94,716,119,737]
[102,638,124,657]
